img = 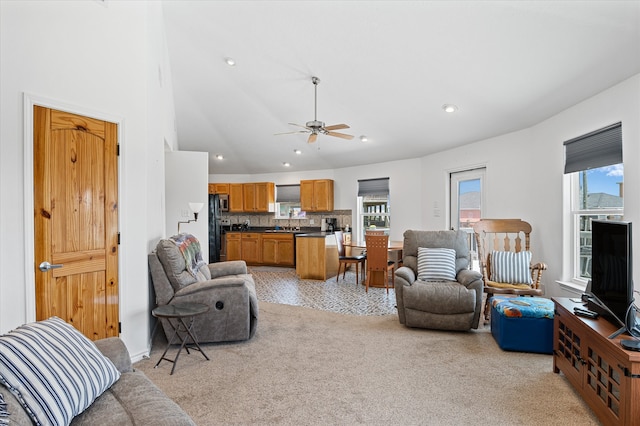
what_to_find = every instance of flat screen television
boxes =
[587,219,637,337]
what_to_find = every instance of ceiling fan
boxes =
[276,76,354,143]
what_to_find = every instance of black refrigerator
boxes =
[208,194,222,263]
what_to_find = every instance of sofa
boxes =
[1,331,194,425]
[149,234,258,343]
[394,229,484,331]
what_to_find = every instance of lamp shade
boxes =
[188,202,204,213]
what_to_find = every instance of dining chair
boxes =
[365,234,395,293]
[335,230,366,285]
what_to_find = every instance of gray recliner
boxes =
[148,235,258,343]
[394,229,483,331]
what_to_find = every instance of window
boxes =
[564,123,623,285]
[450,168,485,271]
[275,184,304,219]
[357,178,390,241]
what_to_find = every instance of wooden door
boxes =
[34,106,119,340]
[243,183,256,211]
[300,180,315,211]
[225,233,242,261]
[229,183,244,212]
[314,179,334,211]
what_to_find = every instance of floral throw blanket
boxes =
[170,233,207,278]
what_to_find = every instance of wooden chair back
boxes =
[365,234,394,293]
[472,218,546,320]
[473,219,532,280]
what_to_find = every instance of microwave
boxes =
[219,194,229,212]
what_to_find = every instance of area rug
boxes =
[249,266,397,316]
[135,302,599,425]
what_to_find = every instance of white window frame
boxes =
[357,194,390,242]
[568,169,624,287]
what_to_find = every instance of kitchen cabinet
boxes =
[229,184,244,212]
[300,179,334,212]
[553,298,640,425]
[225,231,295,266]
[295,233,339,280]
[208,183,229,194]
[240,233,261,264]
[262,233,295,266]
[226,232,242,261]
[243,182,275,212]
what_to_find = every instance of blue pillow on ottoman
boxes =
[0,317,120,426]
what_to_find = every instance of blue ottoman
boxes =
[490,296,554,354]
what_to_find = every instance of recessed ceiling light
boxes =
[293,149,302,155]
[215,154,224,160]
[442,104,458,113]
[359,135,368,142]
[282,162,291,167]
[224,57,236,66]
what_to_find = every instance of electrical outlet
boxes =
[181,209,190,218]
[310,219,315,225]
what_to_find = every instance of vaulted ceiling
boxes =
[162,1,640,175]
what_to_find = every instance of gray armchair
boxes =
[149,234,258,343]
[394,229,483,331]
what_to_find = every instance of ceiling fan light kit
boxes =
[276,76,354,143]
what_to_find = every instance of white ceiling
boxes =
[161,1,640,175]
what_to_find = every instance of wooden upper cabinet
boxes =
[243,182,275,212]
[209,183,229,194]
[301,179,334,212]
[229,184,244,212]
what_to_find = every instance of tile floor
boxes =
[249,266,397,316]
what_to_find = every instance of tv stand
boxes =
[553,298,640,425]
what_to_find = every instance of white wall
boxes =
[0,1,175,360]
[211,74,640,298]
[165,151,209,260]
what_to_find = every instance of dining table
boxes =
[344,239,404,288]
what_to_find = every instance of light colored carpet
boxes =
[135,302,600,425]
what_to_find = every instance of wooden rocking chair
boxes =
[472,219,547,321]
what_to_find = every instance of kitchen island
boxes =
[295,232,339,280]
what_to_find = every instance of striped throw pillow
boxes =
[0,317,120,426]
[491,250,533,284]
[417,247,457,282]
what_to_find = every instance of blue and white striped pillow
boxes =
[0,317,120,426]
[491,250,533,284]
[417,247,457,282]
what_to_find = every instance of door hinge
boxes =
[118,232,121,245]
[118,322,122,334]
[117,144,120,156]
[618,364,640,378]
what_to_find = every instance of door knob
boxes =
[39,261,63,272]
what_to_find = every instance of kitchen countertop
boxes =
[223,227,337,236]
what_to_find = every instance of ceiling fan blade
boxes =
[288,122,311,130]
[327,131,354,140]
[308,133,318,143]
[274,130,309,136]
[324,124,350,131]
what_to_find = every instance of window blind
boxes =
[358,177,390,196]
[564,122,622,174]
[276,184,300,202]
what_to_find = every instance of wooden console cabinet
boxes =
[553,298,640,425]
